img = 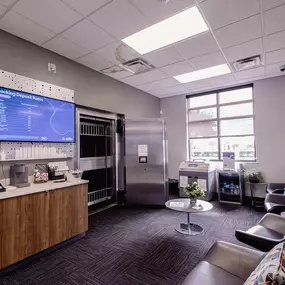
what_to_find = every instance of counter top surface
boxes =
[0,180,89,200]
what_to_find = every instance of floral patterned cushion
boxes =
[244,242,285,285]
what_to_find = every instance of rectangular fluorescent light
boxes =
[122,6,208,55]
[174,64,231,83]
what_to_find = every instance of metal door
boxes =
[125,119,168,205]
[76,107,118,207]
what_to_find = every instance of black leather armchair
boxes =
[265,190,285,214]
[235,213,285,252]
[267,183,285,193]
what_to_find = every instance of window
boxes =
[187,86,255,161]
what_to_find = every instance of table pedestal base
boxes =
[176,223,203,235]
[176,212,203,236]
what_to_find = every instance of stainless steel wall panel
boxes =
[125,119,168,205]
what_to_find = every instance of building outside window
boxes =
[187,85,255,161]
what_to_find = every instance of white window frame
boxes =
[187,85,256,162]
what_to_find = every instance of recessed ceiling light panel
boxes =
[122,6,208,55]
[174,64,231,83]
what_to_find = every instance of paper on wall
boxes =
[197,179,207,191]
[180,176,188,187]
[138,145,148,156]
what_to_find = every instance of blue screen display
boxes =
[0,87,75,142]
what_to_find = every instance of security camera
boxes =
[280,65,285,72]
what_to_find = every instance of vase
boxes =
[190,198,197,207]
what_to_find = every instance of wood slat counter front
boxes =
[0,180,88,270]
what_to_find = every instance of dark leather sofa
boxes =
[235,213,285,252]
[181,241,264,285]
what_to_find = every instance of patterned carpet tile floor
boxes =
[0,202,265,285]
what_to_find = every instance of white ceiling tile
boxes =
[200,0,260,30]
[224,38,263,62]
[13,0,82,33]
[0,3,6,15]
[62,0,111,16]
[43,36,89,59]
[160,61,194,76]
[263,0,284,11]
[137,78,179,92]
[76,52,113,71]
[150,85,187,96]
[264,30,285,52]
[183,74,235,91]
[0,11,56,45]
[214,15,262,48]
[175,32,219,59]
[188,51,226,69]
[266,48,285,65]
[143,46,185,68]
[130,0,195,24]
[62,20,115,51]
[121,69,167,86]
[88,0,148,40]
[204,74,236,85]
[264,5,285,35]
[96,41,140,66]
[236,75,265,84]
[0,0,16,7]
[183,80,210,91]
[266,61,285,76]
[234,67,265,81]
[108,69,133,80]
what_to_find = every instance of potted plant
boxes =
[245,169,263,184]
[184,182,205,207]
[244,169,267,207]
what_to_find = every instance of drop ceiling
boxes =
[0,0,285,98]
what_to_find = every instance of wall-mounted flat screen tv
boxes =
[0,87,75,143]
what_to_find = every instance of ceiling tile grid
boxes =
[262,0,284,11]
[0,10,56,45]
[12,0,83,33]
[0,4,6,15]
[263,4,285,35]
[175,32,220,59]
[188,51,226,70]
[61,0,112,16]
[266,48,285,65]
[223,38,263,63]
[264,30,285,52]
[266,61,285,76]
[1,0,285,98]
[213,15,262,48]
[121,69,167,86]
[75,52,113,71]
[200,0,260,30]
[143,46,185,68]
[160,61,195,76]
[0,0,17,7]
[137,77,180,92]
[88,0,149,40]
[61,19,116,52]
[43,36,90,60]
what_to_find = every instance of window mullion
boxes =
[217,92,221,160]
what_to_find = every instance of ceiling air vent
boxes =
[122,58,154,74]
[232,55,262,72]
[101,65,125,75]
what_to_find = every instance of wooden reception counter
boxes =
[0,180,88,270]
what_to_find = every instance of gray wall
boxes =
[161,75,285,183]
[0,30,160,118]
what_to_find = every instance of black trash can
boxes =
[169,179,179,195]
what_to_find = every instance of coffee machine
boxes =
[10,164,30,188]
